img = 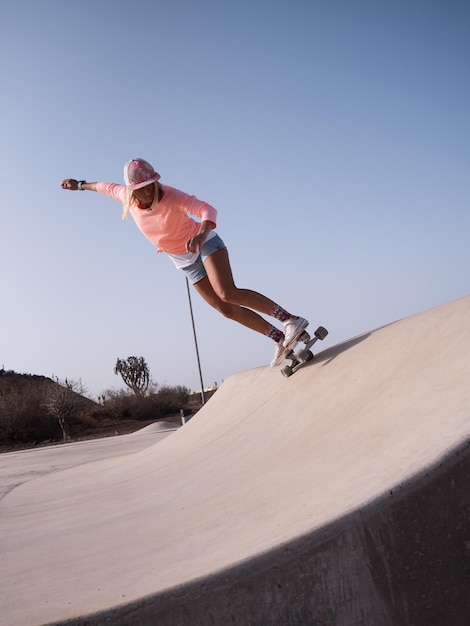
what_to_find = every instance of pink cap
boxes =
[123,158,161,190]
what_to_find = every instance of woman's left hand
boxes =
[186,233,207,253]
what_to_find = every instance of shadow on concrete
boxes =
[314,332,372,366]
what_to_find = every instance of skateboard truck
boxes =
[281,325,328,378]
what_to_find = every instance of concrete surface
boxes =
[1,296,470,625]
[0,422,179,501]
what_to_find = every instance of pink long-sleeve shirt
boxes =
[96,183,218,255]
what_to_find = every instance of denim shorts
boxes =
[182,234,227,284]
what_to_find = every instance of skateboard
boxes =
[276,325,328,378]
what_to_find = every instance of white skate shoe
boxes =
[270,337,287,368]
[283,317,309,348]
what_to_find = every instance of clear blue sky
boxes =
[1,0,469,399]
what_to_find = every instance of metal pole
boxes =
[185,277,206,405]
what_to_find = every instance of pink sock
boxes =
[268,304,293,323]
[265,325,284,343]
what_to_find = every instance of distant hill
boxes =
[0,369,54,389]
[0,370,100,450]
[0,370,189,452]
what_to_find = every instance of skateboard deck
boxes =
[276,324,328,377]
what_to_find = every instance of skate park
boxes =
[1,296,469,625]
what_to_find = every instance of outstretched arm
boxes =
[60,179,98,192]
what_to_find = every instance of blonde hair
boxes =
[122,182,159,220]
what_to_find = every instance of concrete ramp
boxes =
[1,296,470,625]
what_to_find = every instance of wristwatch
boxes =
[77,180,86,191]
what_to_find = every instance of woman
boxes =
[61,158,308,366]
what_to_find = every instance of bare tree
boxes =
[42,377,86,441]
[114,356,150,396]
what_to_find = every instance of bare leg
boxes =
[193,249,307,362]
[193,275,273,335]
[202,249,278,314]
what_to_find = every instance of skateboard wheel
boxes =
[315,326,328,340]
[297,348,310,361]
[282,366,293,378]
[298,349,314,362]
